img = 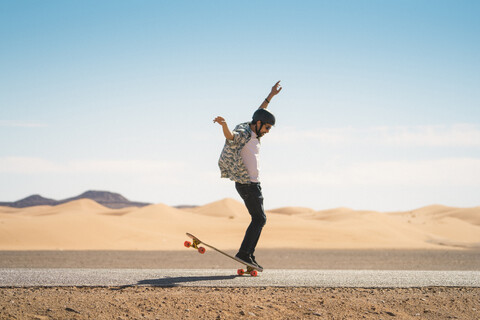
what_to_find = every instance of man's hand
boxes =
[213,116,234,141]
[213,116,227,126]
[270,80,282,96]
[260,80,282,109]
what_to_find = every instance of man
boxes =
[213,81,282,269]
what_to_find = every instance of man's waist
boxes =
[235,181,260,186]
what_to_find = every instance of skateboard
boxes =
[184,232,262,277]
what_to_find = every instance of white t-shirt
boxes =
[240,130,260,182]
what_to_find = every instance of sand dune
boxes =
[185,198,249,219]
[267,207,316,215]
[406,205,480,226]
[0,199,479,250]
[448,207,480,225]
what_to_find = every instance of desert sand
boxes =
[0,198,479,250]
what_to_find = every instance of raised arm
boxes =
[259,80,282,109]
[213,116,234,141]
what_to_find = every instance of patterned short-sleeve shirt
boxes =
[218,122,252,184]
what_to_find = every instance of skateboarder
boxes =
[213,81,282,269]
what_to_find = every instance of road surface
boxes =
[1,268,479,287]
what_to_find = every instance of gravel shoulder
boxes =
[1,286,479,320]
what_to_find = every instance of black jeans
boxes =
[235,182,267,255]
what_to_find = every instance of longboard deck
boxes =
[185,232,263,272]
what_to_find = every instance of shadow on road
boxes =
[133,275,239,287]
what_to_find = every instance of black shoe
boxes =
[250,255,263,270]
[235,252,255,266]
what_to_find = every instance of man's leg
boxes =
[235,182,266,263]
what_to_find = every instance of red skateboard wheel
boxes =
[237,269,245,276]
[184,241,191,248]
[198,247,206,254]
[250,270,258,277]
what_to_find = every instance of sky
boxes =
[1,0,479,211]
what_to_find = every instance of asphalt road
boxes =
[2,249,479,270]
[1,268,479,288]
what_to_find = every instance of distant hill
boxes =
[0,194,58,208]
[0,190,150,209]
[59,191,150,209]
[174,205,199,209]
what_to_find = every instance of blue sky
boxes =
[1,1,479,211]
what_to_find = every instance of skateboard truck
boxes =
[184,239,206,254]
[237,266,258,277]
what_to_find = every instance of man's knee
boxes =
[254,214,267,227]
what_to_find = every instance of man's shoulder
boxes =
[233,122,252,142]
[234,122,252,133]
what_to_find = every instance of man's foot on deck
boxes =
[235,252,263,271]
[251,255,263,270]
[235,252,256,266]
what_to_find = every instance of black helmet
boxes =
[252,108,276,126]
